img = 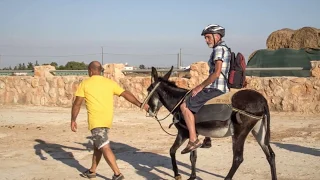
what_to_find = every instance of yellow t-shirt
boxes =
[74,75,125,130]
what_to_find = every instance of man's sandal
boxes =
[181,139,202,154]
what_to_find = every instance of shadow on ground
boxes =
[272,142,320,157]
[77,138,225,180]
[33,139,109,179]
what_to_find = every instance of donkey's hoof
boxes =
[175,174,182,180]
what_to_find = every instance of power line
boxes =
[102,52,177,56]
[1,53,100,58]
[1,52,184,57]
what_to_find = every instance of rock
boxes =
[25,92,33,104]
[32,95,41,105]
[72,82,79,93]
[290,77,306,83]
[46,77,57,88]
[58,88,65,96]
[6,77,14,88]
[39,77,46,86]
[103,63,125,82]
[34,65,55,77]
[13,78,20,86]
[271,97,283,111]
[0,81,5,89]
[290,85,307,96]
[142,77,151,87]
[58,97,70,106]
[306,81,314,94]
[40,96,48,105]
[57,78,65,88]
[49,88,57,98]
[43,82,50,93]
[31,78,39,88]
[4,91,14,104]
[315,104,320,113]
[310,61,320,78]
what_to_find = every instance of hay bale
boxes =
[318,28,320,47]
[266,28,295,50]
[289,27,320,49]
[248,50,258,62]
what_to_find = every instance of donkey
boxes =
[143,66,277,180]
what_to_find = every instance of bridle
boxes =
[140,81,191,136]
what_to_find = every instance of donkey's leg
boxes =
[170,130,188,180]
[252,119,277,180]
[225,125,251,180]
[188,147,198,180]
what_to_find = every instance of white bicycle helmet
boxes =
[201,24,225,37]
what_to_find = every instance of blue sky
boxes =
[0,0,319,68]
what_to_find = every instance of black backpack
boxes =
[220,45,247,89]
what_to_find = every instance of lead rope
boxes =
[226,104,263,120]
[154,90,192,121]
[152,90,192,136]
[156,119,177,136]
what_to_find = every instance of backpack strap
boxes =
[216,44,232,87]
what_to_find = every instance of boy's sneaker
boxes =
[80,169,96,179]
[112,173,124,180]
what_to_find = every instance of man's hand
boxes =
[192,85,204,97]
[141,103,149,112]
[71,120,77,132]
[121,90,148,110]
[71,96,83,132]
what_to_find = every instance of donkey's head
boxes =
[144,66,173,117]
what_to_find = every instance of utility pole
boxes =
[101,47,104,65]
[0,54,2,69]
[179,48,182,69]
[177,53,179,69]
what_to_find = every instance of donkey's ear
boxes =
[151,67,158,83]
[163,66,173,80]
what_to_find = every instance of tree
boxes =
[50,62,58,68]
[35,61,39,66]
[139,64,145,69]
[27,62,34,70]
[57,65,65,70]
[64,61,87,70]
[22,63,26,70]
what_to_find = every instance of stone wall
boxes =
[0,61,320,113]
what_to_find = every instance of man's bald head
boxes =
[88,61,103,76]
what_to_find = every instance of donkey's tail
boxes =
[264,104,271,145]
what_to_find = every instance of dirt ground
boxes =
[0,105,319,180]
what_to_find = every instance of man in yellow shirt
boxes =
[71,61,149,180]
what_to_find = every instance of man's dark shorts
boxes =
[186,88,224,113]
[90,127,110,149]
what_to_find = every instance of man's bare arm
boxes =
[120,90,142,108]
[71,96,84,121]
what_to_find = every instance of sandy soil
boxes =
[0,105,319,180]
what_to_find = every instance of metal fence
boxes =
[0,70,34,76]
[0,67,310,77]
